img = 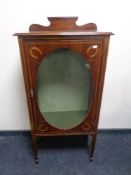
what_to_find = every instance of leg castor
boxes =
[34,158,39,164]
[89,157,94,161]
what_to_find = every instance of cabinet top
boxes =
[14,17,113,36]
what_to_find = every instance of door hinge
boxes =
[30,89,34,98]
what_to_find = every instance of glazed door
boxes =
[24,39,102,134]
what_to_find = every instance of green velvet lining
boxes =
[36,48,92,129]
[42,111,87,129]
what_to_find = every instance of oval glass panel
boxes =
[36,48,92,129]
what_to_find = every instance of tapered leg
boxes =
[89,133,97,161]
[32,136,38,164]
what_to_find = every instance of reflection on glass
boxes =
[36,48,92,129]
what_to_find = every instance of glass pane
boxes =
[36,48,92,129]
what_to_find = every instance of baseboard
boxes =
[0,130,31,136]
[98,129,131,134]
[0,129,131,136]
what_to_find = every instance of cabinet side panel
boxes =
[18,37,36,134]
[94,36,110,131]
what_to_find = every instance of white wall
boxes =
[0,0,131,130]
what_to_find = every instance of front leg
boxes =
[89,133,97,161]
[32,135,39,164]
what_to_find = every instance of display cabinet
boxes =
[14,17,113,163]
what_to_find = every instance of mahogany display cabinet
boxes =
[14,17,113,163]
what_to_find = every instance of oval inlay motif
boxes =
[81,122,91,131]
[29,46,42,59]
[38,123,48,132]
[86,45,98,58]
